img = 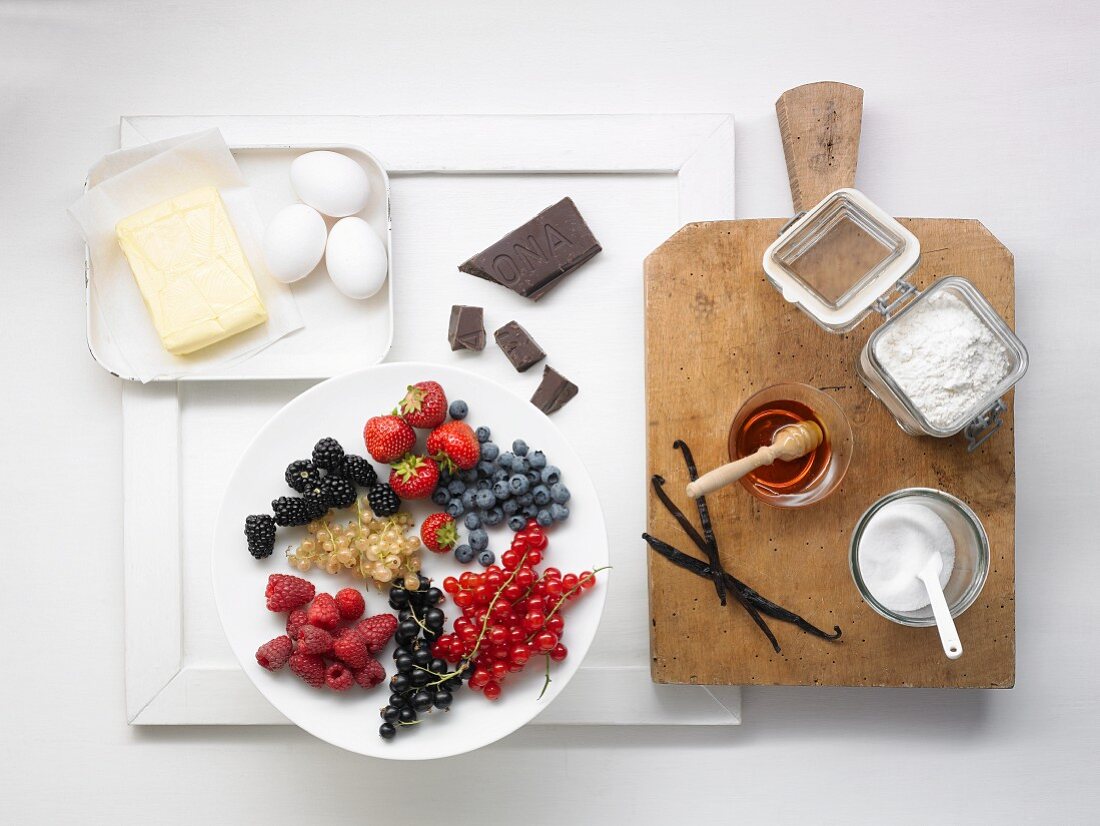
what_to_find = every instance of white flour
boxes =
[874,290,1009,429]
[858,501,956,612]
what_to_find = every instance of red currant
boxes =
[562,573,578,591]
[491,662,508,679]
[442,576,460,594]
[550,643,568,662]
[501,550,519,570]
[483,680,502,700]
[510,644,531,664]
[580,571,596,588]
[471,668,490,687]
[526,550,542,566]
[523,612,545,632]
[526,526,547,550]
[503,584,523,602]
[546,614,564,635]
[543,567,561,579]
[453,590,473,609]
[545,579,564,598]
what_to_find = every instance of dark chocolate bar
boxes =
[530,366,578,414]
[448,305,485,351]
[494,321,545,372]
[459,197,601,300]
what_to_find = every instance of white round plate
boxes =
[212,362,608,759]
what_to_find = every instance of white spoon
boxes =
[917,554,963,660]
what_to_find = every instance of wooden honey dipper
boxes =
[686,420,824,499]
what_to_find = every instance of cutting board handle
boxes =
[776,82,864,213]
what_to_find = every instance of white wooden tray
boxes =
[121,114,742,725]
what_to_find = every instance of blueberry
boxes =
[476,460,494,478]
[464,512,481,530]
[475,489,496,509]
[512,439,529,456]
[492,480,511,500]
[461,489,477,509]
[502,499,519,515]
[469,528,489,551]
[550,503,570,521]
[540,465,562,485]
[517,492,534,507]
[525,469,540,484]
[532,484,551,506]
[537,509,554,527]
[484,506,504,526]
[477,549,496,567]
[431,488,450,506]
[476,426,491,442]
[512,457,529,474]
[508,474,529,495]
[460,468,479,483]
[447,479,466,496]
[528,450,547,470]
[446,498,465,517]
[476,479,492,490]
[523,503,539,518]
[497,451,515,470]
[449,400,468,420]
[550,483,571,504]
[492,469,509,483]
[480,442,499,461]
[507,514,526,531]
[454,544,474,563]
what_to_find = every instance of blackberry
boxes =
[367,483,401,517]
[321,475,357,509]
[271,496,315,527]
[244,514,276,559]
[336,454,378,488]
[284,459,320,493]
[311,437,345,471]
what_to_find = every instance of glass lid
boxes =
[763,188,921,333]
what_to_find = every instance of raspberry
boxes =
[265,574,315,612]
[255,636,293,671]
[285,608,309,638]
[332,625,358,640]
[306,593,340,630]
[335,588,365,620]
[288,652,325,688]
[333,632,370,668]
[353,658,386,689]
[295,624,334,655]
[355,614,398,654]
[325,662,354,691]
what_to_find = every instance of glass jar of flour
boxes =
[762,189,1028,450]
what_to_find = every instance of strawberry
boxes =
[265,574,315,612]
[363,414,416,463]
[389,454,440,500]
[353,659,386,689]
[398,381,448,429]
[306,593,340,630]
[295,624,334,655]
[288,652,326,688]
[426,421,480,471]
[255,636,293,671]
[334,588,365,621]
[421,512,458,553]
[355,614,398,654]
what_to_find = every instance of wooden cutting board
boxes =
[644,83,1015,688]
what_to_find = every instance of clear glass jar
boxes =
[762,188,1028,448]
[857,277,1029,449]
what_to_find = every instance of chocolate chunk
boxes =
[448,305,485,351]
[459,197,601,300]
[494,321,545,373]
[530,366,578,415]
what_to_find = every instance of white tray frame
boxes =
[121,114,741,725]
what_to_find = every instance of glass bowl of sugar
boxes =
[849,487,989,627]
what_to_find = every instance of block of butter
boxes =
[116,187,268,355]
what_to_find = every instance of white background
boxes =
[2,0,1098,822]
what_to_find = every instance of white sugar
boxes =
[858,501,955,612]
[874,290,1009,430]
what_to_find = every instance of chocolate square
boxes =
[459,197,601,300]
[530,366,578,415]
[494,320,545,373]
[448,305,485,351]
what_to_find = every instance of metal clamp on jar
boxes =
[762,85,1028,450]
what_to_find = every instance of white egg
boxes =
[325,217,388,299]
[290,151,371,218]
[262,204,328,283]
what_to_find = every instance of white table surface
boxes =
[2,0,1097,822]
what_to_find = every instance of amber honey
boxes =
[729,399,831,497]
